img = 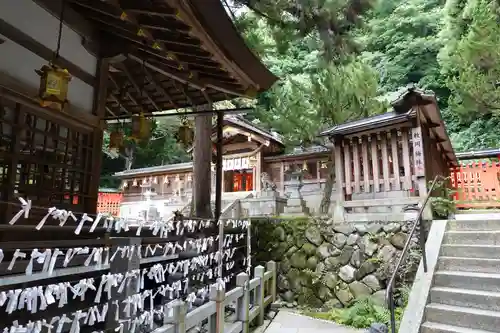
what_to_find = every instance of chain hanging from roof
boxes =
[36,0,72,111]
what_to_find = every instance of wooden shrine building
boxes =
[0,3,276,333]
[0,0,276,229]
[115,87,457,221]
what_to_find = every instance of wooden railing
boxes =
[451,162,500,208]
[156,262,277,333]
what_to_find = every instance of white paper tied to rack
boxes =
[63,247,90,267]
[185,292,197,308]
[8,249,26,271]
[8,197,32,226]
[69,278,96,301]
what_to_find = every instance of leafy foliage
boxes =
[429,177,457,218]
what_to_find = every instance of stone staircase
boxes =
[418,219,500,333]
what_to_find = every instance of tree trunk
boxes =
[319,160,334,215]
[124,146,135,171]
[193,112,213,218]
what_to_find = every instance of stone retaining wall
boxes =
[252,218,421,309]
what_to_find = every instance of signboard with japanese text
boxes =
[411,127,425,177]
[222,157,251,171]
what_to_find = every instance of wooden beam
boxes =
[108,90,134,115]
[118,62,160,111]
[143,67,178,109]
[108,73,142,110]
[167,0,256,91]
[72,0,195,78]
[0,18,94,86]
[130,55,243,97]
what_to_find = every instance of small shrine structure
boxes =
[116,87,458,221]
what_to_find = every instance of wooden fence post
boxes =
[254,265,265,326]
[266,261,277,303]
[236,272,250,333]
[209,285,226,333]
[172,301,187,333]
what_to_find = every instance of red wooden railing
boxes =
[97,191,122,216]
[451,162,500,208]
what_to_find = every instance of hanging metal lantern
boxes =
[131,113,151,142]
[177,120,194,147]
[109,130,124,150]
[36,64,72,111]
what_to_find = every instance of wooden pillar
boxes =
[390,130,401,191]
[214,111,223,220]
[401,128,412,190]
[87,57,109,214]
[193,105,213,218]
[352,137,361,194]
[333,140,345,222]
[255,149,262,192]
[380,132,390,192]
[361,136,370,193]
[370,134,380,192]
[343,139,352,195]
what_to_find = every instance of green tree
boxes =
[100,121,189,188]
[230,0,373,61]
[439,0,500,149]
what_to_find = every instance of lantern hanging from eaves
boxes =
[177,118,194,147]
[36,64,72,111]
[109,130,124,150]
[131,113,151,142]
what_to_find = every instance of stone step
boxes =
[430,287,500,312]
[440,244,500,258]
[437,257,500,274]
[425,303,500,332]
[448,219,500,231]
[434,271,500,292]
[421,321,495,333]
[443,231,500,245]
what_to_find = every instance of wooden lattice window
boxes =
[1,92,96,225]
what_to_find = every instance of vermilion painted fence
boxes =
[451,162,500,208]
[97,191,122,216]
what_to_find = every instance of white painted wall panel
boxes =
[0,34,94,113]
[0,0,97,76]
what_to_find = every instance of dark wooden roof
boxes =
[62,0,277,118]
[319,87,458,166]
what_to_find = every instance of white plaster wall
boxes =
[119,200,187,219]
[0,0,97,75]
[0,0,96,113]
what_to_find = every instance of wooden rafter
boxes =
[108,93,133,115]
[129,55,243,97]
[117,62,160,111]
[108,73,142,112]
[143,67,179,109]
[167,0,256,91]
[98,0,196,79]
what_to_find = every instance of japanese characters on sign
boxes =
[222,157,251,171]
[412,127,425,177]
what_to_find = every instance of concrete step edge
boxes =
[439,256,500,263]
[445,230,500,234]
[441,244,500,249]
[421,321,496,333]
[426,303,500,318]
[431,286,500,298]
[434,270,500,280]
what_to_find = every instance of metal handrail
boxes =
[385,175,445,333]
